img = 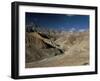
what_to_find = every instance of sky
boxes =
[26,12,89,31]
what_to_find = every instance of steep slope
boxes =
[26,31,89,68]
[25,32,63,63]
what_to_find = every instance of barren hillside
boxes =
[25,30,89,68]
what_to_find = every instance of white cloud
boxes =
[78,29,87,32]
[69,28,76,32]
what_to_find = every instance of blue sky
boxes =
[26,12,89,31]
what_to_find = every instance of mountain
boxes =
[25,27,89,68]
[25,31,64,63]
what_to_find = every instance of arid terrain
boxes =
[25,26,89,68]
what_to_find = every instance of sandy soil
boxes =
[25,31,89,68]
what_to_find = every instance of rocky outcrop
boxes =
[25,32,64,63]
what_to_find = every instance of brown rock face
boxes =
[25,31,89,68]
[25,32,63,63]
